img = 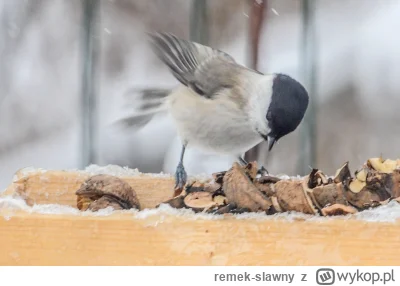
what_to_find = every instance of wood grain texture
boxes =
[1,168,400,266]
[1,210,399,266]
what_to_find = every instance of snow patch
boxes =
[13,166,47,181]
[80,164,174,178]
[275,174,304,180]
[83,164,143,177]
[134,203,221,221]
[13,164,216,181]
[0,195,135,218]
[353,200,400,223]
[1,195,400,223]
[0,195,29,210]
[133,203,400,223]
[14,164,172,178]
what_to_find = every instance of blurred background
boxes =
[1,0,399,191]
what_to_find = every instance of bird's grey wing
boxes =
[149,32,252,98]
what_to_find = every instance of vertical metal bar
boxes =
[244,0,266,163]
[189,0,208,44]
[80,0,100,168]
[298,0,317,175]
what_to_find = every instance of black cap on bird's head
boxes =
[265,73,309,151]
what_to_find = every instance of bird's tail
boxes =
[113,87,171,130]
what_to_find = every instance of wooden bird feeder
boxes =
[1,157,400,266]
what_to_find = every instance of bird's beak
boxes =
[258,132,276,151]
[268,136,276,152]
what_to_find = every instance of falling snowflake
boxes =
[271,8,280,16]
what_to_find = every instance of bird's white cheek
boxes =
[247,109,269,136]
[257,122,270,137]
[247,99,270,137]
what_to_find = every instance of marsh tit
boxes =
[121,32,309,191]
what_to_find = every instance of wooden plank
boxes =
[2,168,177,209]
[1,167,400,266]
[1,209,399,266]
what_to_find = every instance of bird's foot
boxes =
[237,157,269,176]
[257,166,270,177]
[173,162,187,197]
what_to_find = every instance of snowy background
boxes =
[1,0,399,191]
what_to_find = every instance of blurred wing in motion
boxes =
[148,32,253,98]
[113,87,170,130]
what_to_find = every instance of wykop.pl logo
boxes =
[316,268,335,285]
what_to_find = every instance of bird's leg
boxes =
[174,144,187,196]
[258,166,269,176]
[237,156,269,176]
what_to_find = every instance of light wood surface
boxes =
[2,168,177,209]
[1,209,399,266]
[1,168,400,266]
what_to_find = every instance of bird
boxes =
[119,32,309,193]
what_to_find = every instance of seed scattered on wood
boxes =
[347,178,366,194]
[156,157,400,216]
[367,157,399,173]
[213,195,227,206]
[355,168,368,182]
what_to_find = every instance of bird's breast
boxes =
[166,87,263,155]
